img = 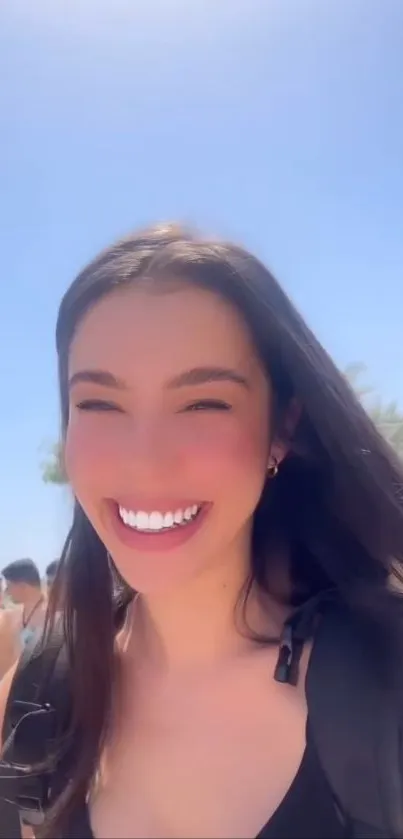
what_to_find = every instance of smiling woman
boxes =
[1,223,403,839]
[63,271,275,601]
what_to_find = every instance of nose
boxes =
[116,416,179,482]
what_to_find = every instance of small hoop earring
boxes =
[267,458,279,479]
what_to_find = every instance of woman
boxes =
[1,223,403,839]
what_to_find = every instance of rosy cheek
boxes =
[65,418,109,485]
[178,415,266,479]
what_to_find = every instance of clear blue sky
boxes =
[1,0,402,570]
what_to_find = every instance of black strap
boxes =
[274,589,335,685]
[306,606,403,838]
[22,596,45,630]
[0,621,72,836]
[0,595,130,836]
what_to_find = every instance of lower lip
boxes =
[106,502,211,552]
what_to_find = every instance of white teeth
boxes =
[149,512,164,530]
[164,512,174,527]
[136,511,149,530]
[118,505,201,533]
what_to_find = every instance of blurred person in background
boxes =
[0,559,46,679]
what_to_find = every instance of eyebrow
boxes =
[166,366,250,390]
[68,370,127,390]
[68,365,250,392]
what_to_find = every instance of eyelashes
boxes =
[75,399,122,412]
[183,400,231,412]
[75,398,232,414]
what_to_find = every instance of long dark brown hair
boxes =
[45,223,403,834]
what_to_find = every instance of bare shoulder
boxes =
[0,608,12,630]
[0,608,22,680]
[0,606,22,633]
[0,661,19,746]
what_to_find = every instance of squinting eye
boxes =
[75,400,122,412]
[184,400,231,412]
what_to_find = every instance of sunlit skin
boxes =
[66,284,287,598]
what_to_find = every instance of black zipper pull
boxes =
[274,620,305,686]
[274,623,294,684]
[274,589,338,686]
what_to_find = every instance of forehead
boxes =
[69,284,262,380]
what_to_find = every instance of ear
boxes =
[269,398,302,467]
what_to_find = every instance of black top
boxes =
[65,732,345,839]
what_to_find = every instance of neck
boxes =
[22,588,42,614]
[126,548,286,673]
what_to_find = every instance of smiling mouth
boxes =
[117,504,202,533]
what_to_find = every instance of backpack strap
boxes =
[305,604,403,838]
[0,620,73,836]
[0,594,130,838]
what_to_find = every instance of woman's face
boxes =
[65,282,281,593]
